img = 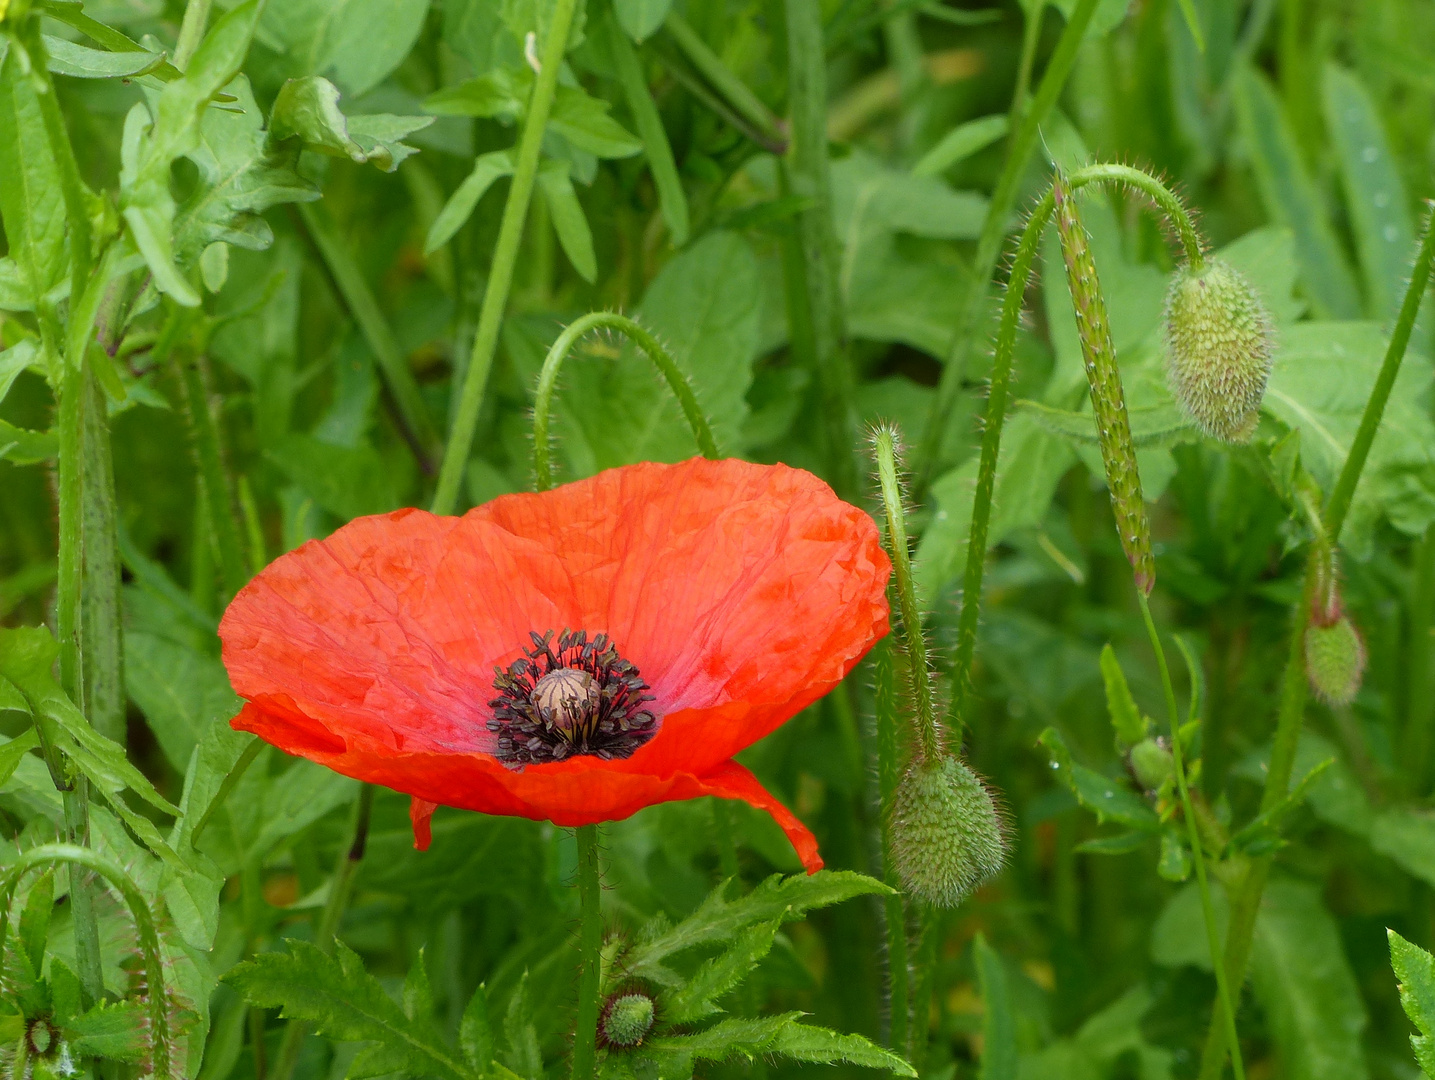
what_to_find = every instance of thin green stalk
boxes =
[663,13,785,146]
[1402,525,1435,795]
[873,641,910,1057]
[271,784,377,1080]
[909,912,939,1069]
[431,0,580,518]
[1138,594,1246,1080]
[174,0,213,69]
[297,202,439,465]
[912,0,1103,493]
[571,824,604,1080]
[532,312,720,491]
[81,362,125,746]
[1009,2,1044,118]
[784,0,858,499]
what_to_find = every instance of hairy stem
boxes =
[431,0,580,517]
[532,312,720,490]
[873,641,910,1057]
[571,824,604,1080]
[1139,594,1246,1080]
[912,0,1103,492]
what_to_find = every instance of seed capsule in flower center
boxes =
[531,667,600,732]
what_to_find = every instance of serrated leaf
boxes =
[459,983,494,1073]
[0,46,67,308]
[1391,929,1435,1078]
[404,949,434,1022]
[227,939,475,1080]
[503,971,541,1080]
[1038,728,1160,831]
[646,1013,801,1061]
[767,1022,915,1074]
[64,1000,149,1061]
[662,918,782,1024]
[1100,644,1148,746]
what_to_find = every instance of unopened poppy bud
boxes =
[1053,176,1155,595]
[600,991,655,1048]
[1163,259,1275,443]
[1129,737,1174,791]
[1305,614,1366,706]
[889,756,1006,909]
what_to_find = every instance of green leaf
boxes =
[503,971,542,1080]
[269,75,433,173]
[1390,929,1435,1078]
[1370,810,1435,888]
[64,1001,149,1061]
[975,933,1017,1080]
[261,0,432,98]
[1323,63,1416,322]
[125,631,241,774]
[646,1014,802,1062]
[19,867,54,977]
[425,151,515,254]
[423,67,532,120]
[0,256,29,311]
[0,419,58,465]
[459,983,494,1074]
[549,86,643,159]
[1074,831,1150,855]
[606,13,688,244]
[1037,728,1161,830]
[537,160,597,282]
[227,939,475,1080]
[628,871,891,976]
[1100,644,1149,746]
[662,918,782,1024]
[43,35,164,79]
[766,1023,915,1074]
[1232,65,1361,319]
[265,433,413,521]
[615,0,673,41]
[1261,322,1435,558]
[912,114,1010,177]
[1020,397,1194,447]
[0,45,67,308]
[0,727,39,790]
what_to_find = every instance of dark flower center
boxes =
[488,630,658,766]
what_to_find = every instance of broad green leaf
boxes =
[1390,929,1435,1078]
[0,45,67,307]
[765,1023,915,1074]
[0,727,39,790]
[124,630,242,773]
[265,433,413,521]
[65,1001,148,1061]
[1018,985,1174,1079]
[615,0,673,41]
[0,420,57,465]
[1262,322,1435,557]
[537,160,597,282]
[1020,397,1194,447]
[1370,810,1435,888]
[833,150,987,244]
[1323,63,1416,323]
[915,412,1076,604]
[261,0,432,98]
[913,114,1010,177]
[242,757,359,861]
[227,939,475,1080]
[423,67,532,121]
[1037,728,1161,830]
[425,151,515,253]
[549,86,643,159]
[1232,65,1361,319]
[0,257,28,310]
[646,1014,802,1062]
[975,933,1017,1080]
[1100,644,1149,746]
[662,919,782,1024]
[44,35,163,79]
[270,75,433,172]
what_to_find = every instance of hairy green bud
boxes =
[1305,614,1366,707]
[1164,258,1275,443]
[1129,737,1174,791]
[600,992,655,1048]
[889,756,1006,909]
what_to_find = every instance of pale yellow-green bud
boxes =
[1305,614,1366,707]
[1164,259,1275,443]
[1129,737,1174,791]
[889,757,1006,909]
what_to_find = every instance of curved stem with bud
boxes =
[532,312,721,492]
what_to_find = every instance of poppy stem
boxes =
[431,0,580,517]
[532,312,721,492]
[571,824,604,1080]
[872,642,911,1055]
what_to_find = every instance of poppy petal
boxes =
[411,797,438,851]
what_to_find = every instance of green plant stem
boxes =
[571,824,604,1080]
[873,642,911,1057]
[912,0,1103,493]
[271,784,377,1080]
[783,0,858,499]
[174,0,212,69]
[431,0,579,518]
[909,912,939,1068]
[532,312,720,490]
[1138,593,1246,1080]
[297,202,439,467]
[80,363,125,746]
[663,12,786,146]
[1402,525,1435,796]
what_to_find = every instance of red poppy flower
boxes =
[219,458,890,873]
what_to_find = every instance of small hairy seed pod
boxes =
[1129,737,1174,791]
[1053,176,1156,595]
[1305,615,1366,706]
[1163,258,1275,443]
[889,756,1006,909]
[600,992,656,1048]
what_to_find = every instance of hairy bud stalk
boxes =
[1053,177,1155,595]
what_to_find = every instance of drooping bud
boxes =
[1305,614,1366,706]
[600,991,656,1048]
[1129,737,1174,791]
[1053,176,1155,595]
[1163,258,1275,444]
[889,756,1006,908]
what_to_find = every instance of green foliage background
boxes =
[2,0,1435,1078]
